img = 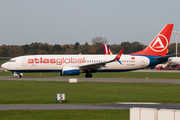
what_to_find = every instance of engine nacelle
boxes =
[62,66,80,76]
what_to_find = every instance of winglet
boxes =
[113,48,124,61]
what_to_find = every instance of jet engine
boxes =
[61,66,80,76]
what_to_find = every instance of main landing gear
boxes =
[17,73,22,78]
[85,73,92,78]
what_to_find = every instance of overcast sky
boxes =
[0,0,180,46]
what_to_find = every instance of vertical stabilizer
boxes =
[131,24,174,56]
[103,44,113,55]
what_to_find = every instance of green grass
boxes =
[1,71,180,79]
[0,80,180,104]
[0,110,129,120]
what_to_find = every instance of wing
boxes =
[79,48,124,70]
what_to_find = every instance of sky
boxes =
[0,0,180,46]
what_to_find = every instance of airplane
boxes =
[163,57,180,68]
[103,44,113,55]
[1,24,174,78]
[161,45,180,68]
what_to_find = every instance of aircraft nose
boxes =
[1,63,8,69]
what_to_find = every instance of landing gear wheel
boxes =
[85,73,92,78]
[18,74,22,78]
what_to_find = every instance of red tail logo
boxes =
[131,24,174,56]
[149,34,168,52]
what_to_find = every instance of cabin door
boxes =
[22,57,27,66]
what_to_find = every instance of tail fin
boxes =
[166,49,172,55]
[103,44,113,55]
[131,24,174,56]
[103,44,112,55]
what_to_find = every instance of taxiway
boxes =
[0,76,180,84]
[1,103,180,110]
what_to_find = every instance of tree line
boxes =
[0,36,179,57]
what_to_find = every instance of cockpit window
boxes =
[9,60,16,62]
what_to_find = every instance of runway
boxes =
[0,76,180,84]
[1,103,180,110]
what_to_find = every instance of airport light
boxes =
[172,31,180,57]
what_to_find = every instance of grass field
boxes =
[0,110,129,120]
[1,71,180,79]
[0,80,180,104]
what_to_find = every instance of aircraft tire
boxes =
[85,73,92,78]
[18,74,22,78]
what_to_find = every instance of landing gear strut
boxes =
[85,73,92,78]
[17,72,22,78]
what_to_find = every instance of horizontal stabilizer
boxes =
[154,54,176,60]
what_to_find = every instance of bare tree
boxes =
[92,36,108,46]
[92,36,108,54]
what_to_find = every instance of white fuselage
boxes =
[167,57,180,65]
[2,54,150,72]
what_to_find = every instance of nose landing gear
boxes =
[15,72,23,78]
[17,74,22,78]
